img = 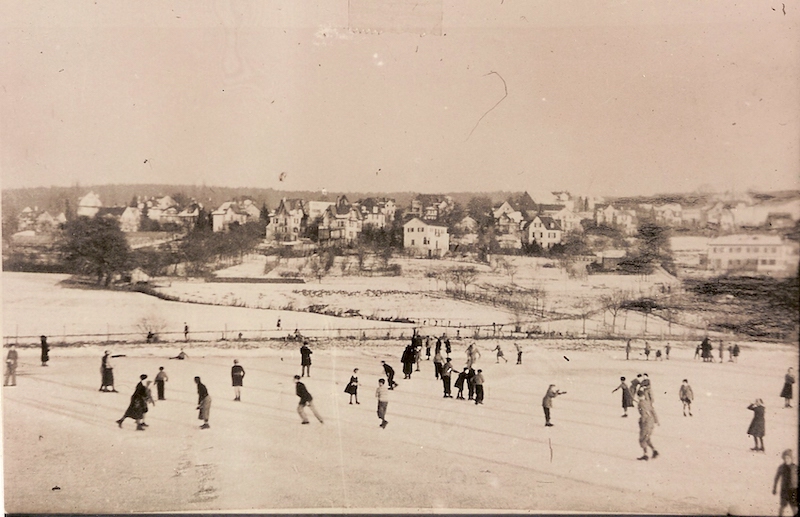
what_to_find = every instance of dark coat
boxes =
[780,374,795,399]
[296,381,313,404]
[300,346,312,366]
[40,338,49,362]
[747,403,765,437]
[455,371,468,390]
[344,375,358,395]
[231,365,245,386]
[383,364,395,378]
[124,382,148,419]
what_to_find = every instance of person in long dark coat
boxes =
[401,345,415,379]
[116,374,149,430]
[747,398,766,452]
[231,359,245,401]
[773,449,798,517]
[40,335,49,366]
[344,368,360,404]
[196,376,211,429]
[700,337,711,362]
[612,376,634,417]
[466,366,476,400]
[780,367,795,408]
[441,358,454,398]
[300,342,312,377]
[474,369,485,405]
[99,351,117,392]
[455,367,468,399]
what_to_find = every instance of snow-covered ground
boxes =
[3,339,797,514]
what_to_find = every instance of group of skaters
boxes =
[694,336,740,363]
[611,372,661,460]
[625,339,671,361]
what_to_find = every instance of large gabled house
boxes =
[212,199,261,233]
[409,194,454,222]
[266,198,307,241]
[522,215,563,249]
[403,217,449,258]
[595,204,638,235]
[356,197,396,229]
[77,192,102,218]
[119,206,142,232]
[318,196,363,246]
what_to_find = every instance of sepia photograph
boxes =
[2,1,799,515]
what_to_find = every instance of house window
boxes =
[769,259,776,265]
[411,239,415,246]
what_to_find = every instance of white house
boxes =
[306,201,335,222]
[318,196,363,246]
[707,234,799,277]
[212,201,250,232]
[403,217,449,258]
[119,206,141,233]
[77,192,102,218]
[522,215,563,249]
[266,198,307,241]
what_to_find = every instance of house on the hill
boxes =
[409,194,454,222]
[356,197,396,229]
[177,204,201,229]
[707,234,799,277]
[77,192,102,218]
[318,196,363,246]
[119,206,141,232]
[522,215,563,249]
[212,200,261,233]
[266,198,307,241]
[403,217,449,258]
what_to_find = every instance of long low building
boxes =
[707,234,799,277]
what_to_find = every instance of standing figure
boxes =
[626,340,632,360]
[116,374,149,430]
[435,336,442,355]
[727,346,734,362]
[414,342,422,372]
[514,342,522,364]
[401,344,415,379]
[40,335,49,367]
[612,376,634,417]
[718,340,724,363]
[542,384,566,427]
[444,337,451,355]
[700,337,711,362]
[425,337,432,360]
[644,342,651,361]
[747,398,766,452]
[466,366,476,401]
[473,369,485,405]
[154,366,168,400]
[300,341,312,377]
[773,449,798,517]
[5,345,18,387]
[294,375,323,424]
[141,380,156,427]
[195,376,211,429]
[455,368,468,399]
[99,350,117,392]
[694,344,702,360]
[441,358,454,398]
[375,378,389,428]
[492,345,508,363]
[344,368,360,404]
[636,389,660,460]
[276,317,281,329]
[780,367,795,408]
[630,374,642,398]
[664,343,671,360]
[231,359,245,401]
[381,361,398,389]
[433,351,444,380]
[655,349,662,361]
[732,344,740,362]
[679,379,694,416]
[184,323,189,342]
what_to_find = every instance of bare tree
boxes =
[600,290,631,334]
[136,314,167,341]
[449,266,479,297]
[574,298,594,335]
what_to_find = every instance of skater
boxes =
[425,337,432,360]
[718,340,725,363]
[644,342,651,361]
[5,345,18,387]
[514,342,522,364]
[701,337,712,362]
[612,376,634,417]
[455,367,468,399]
[542,384,566,426]
[231,359,245,401]
[780,367,795,408]
[640,373,653,402]
[376,378,389,428]
[184,323,189,341]
[441,357,454,398]
[733,344,740,362]
[40,335,49,366]
[435,336,442,355]
[466,366,477,400]
[141,380,156,427]
[195,376,211,429]
[465,343,480,368]
[630,374,643,398]
[170,349,188,360]
[381,361,398,389]
[747,398,766,452]
[773,449,798,517]
[474,369,485,405]
[154,366,168,400]
[116,374,149,430]
[728,345,734,362]
[444,337,451,355]
[679,379,694,416]
[294,375,323,424]
[401,344,415,379]
[99,350,118,392]
[655,349,662,361]
[414,341,422,372]
[664,343,671,360]
[694,343,701,360]
[626,339,632,360]
[276,317,281,329]
[433,350,444,380]
[300,341,312,377]
[636,389,660,460]
[344,368,360,404]
[492,344,508,363]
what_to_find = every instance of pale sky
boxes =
[2,0,799,197]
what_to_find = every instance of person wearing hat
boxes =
[154,366,168,400]
[40,335,49,367]
[612,376,634,417]
[300,341,312,377]
[231,359,245,401]
[773,449,798,516]
[375,378,390,428]
[116,374,149,430]
[747,398,766,452]
[99,350,117,392]
[636,388,659,461]
[195,376,211,429]
[473,369,485,405]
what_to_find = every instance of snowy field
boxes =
[3,339,797,514]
